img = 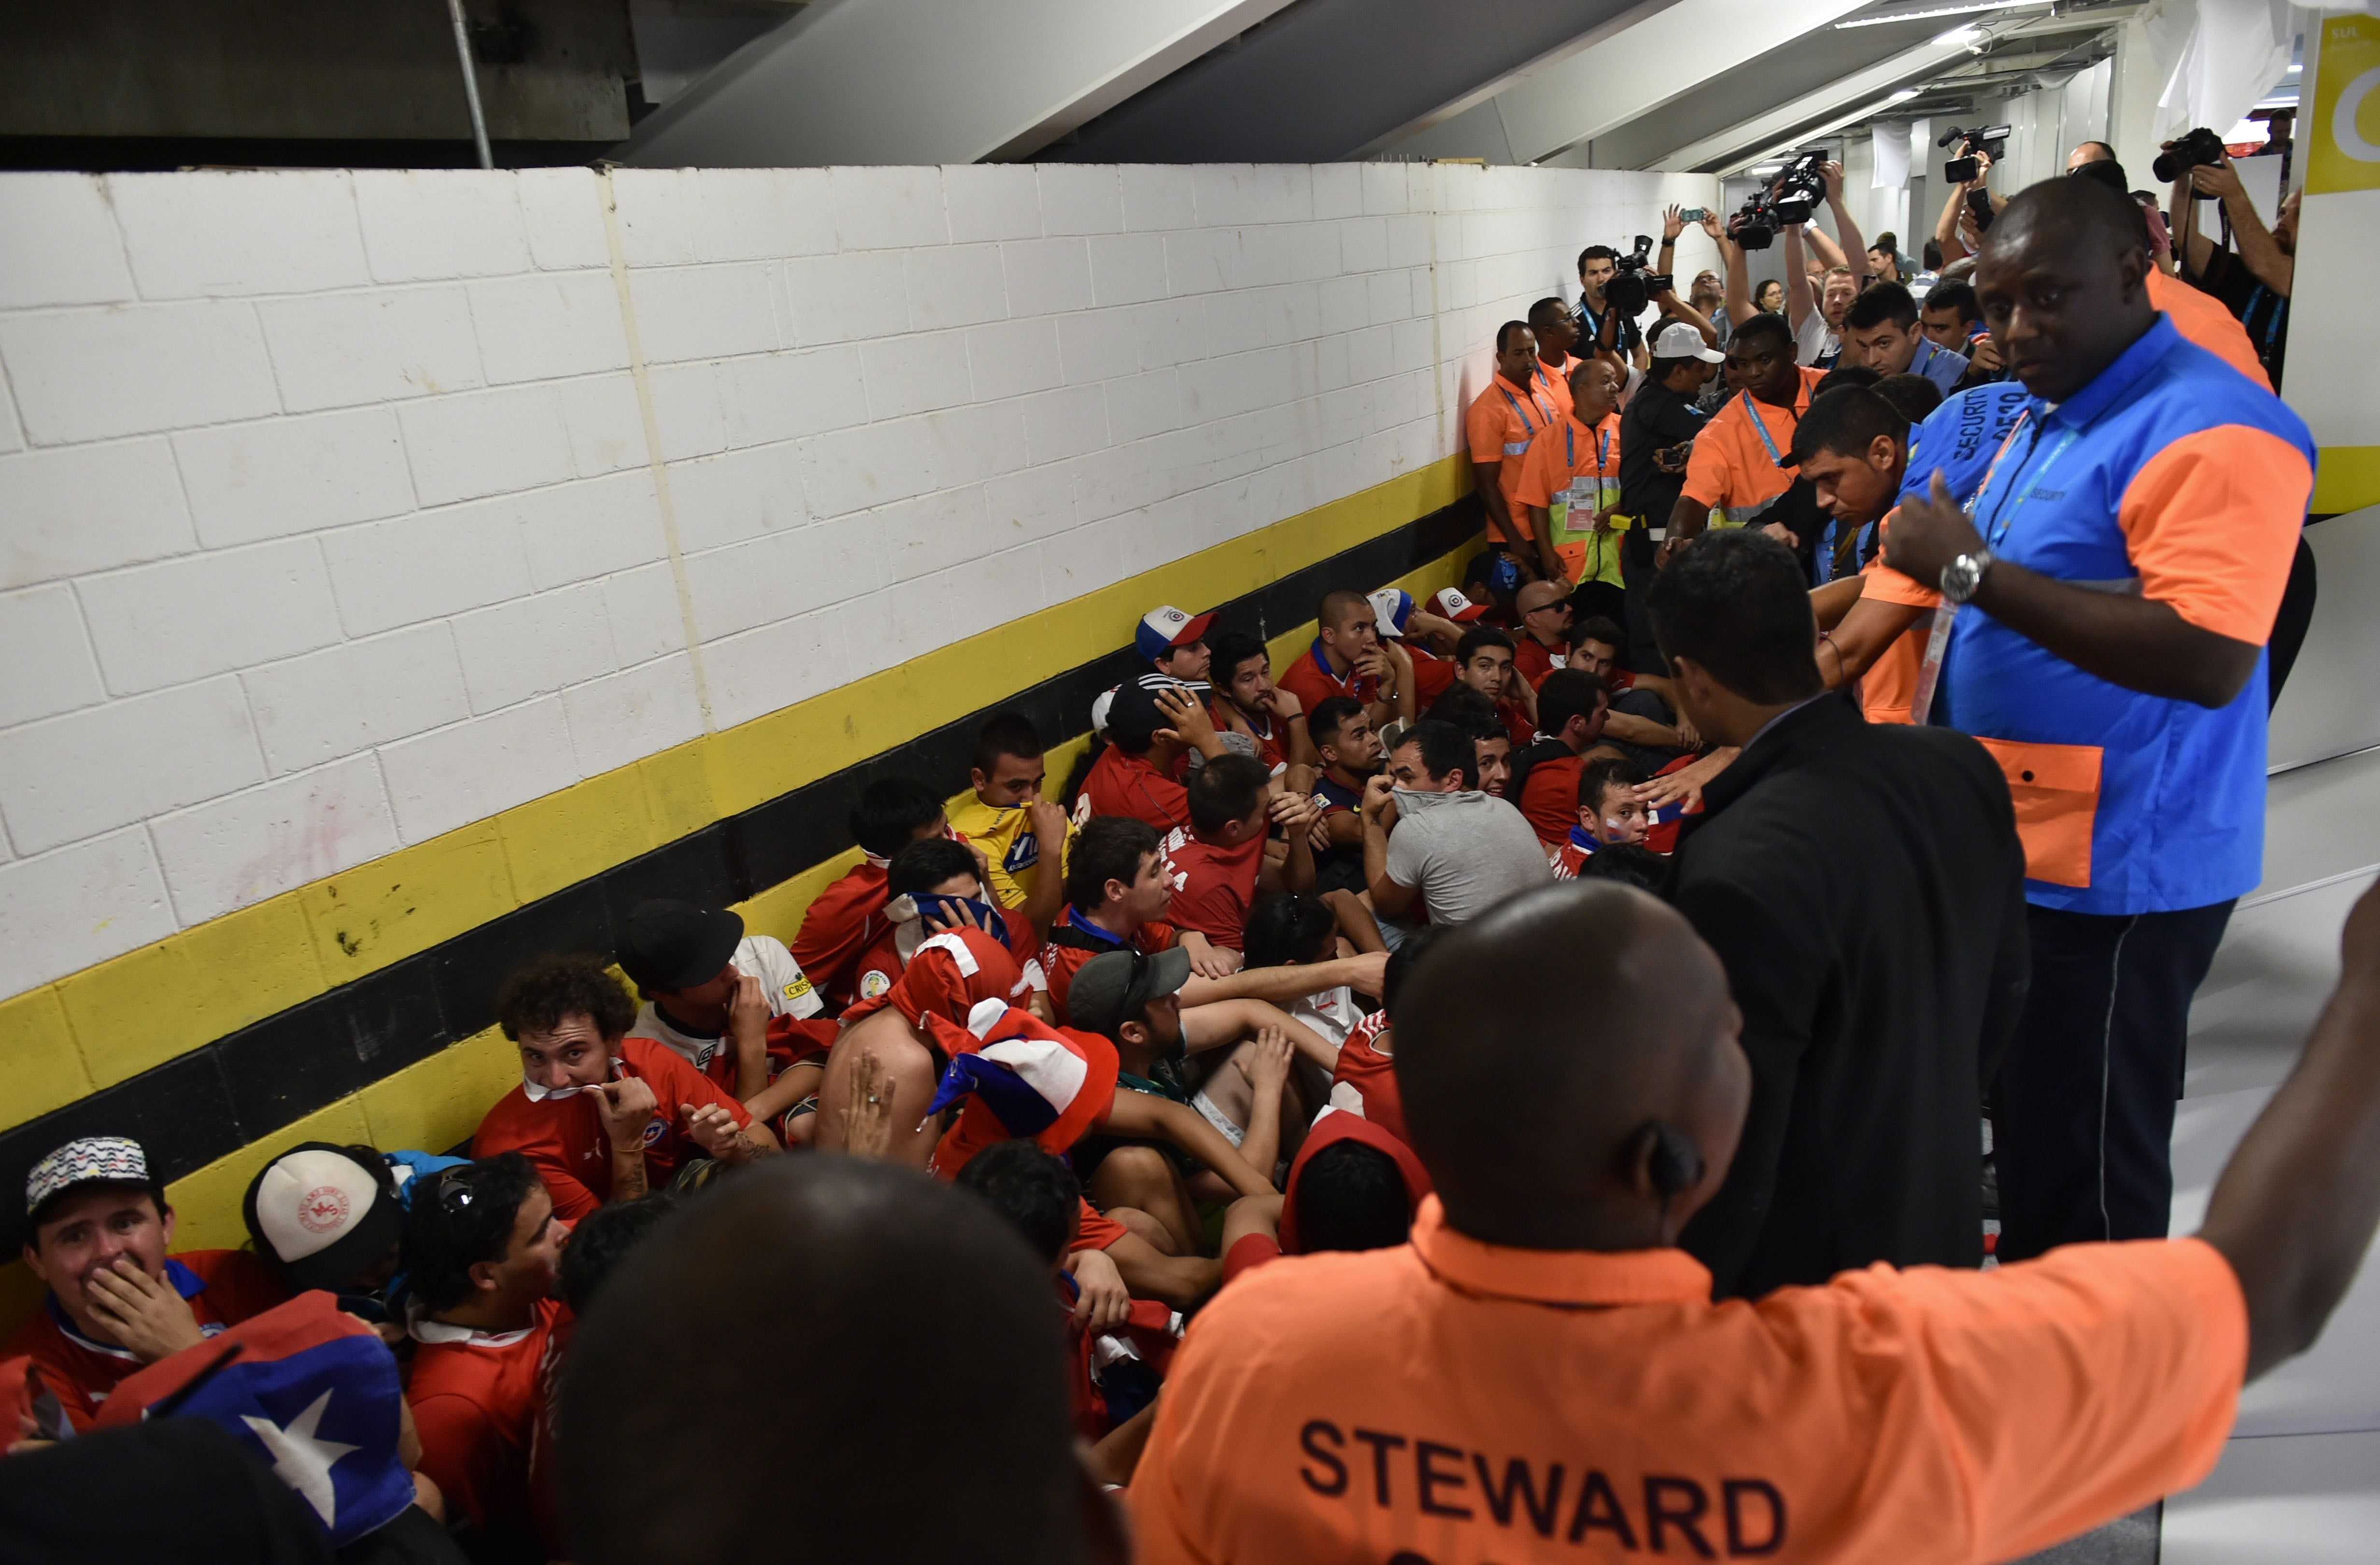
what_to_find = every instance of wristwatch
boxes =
[1939,546,1995,606]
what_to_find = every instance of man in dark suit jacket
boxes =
[1648,529,2028,1299]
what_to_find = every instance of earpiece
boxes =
[1646,1122,1704,1199]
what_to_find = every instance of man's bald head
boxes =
[1515,579,1568,618]
[1976,176,2153,401]
[1394,883,1749,1251]
[558,1159,1109,1565]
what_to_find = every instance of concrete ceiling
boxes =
[613,0,2138,172]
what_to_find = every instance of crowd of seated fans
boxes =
[0,539,1712,1559]
[0,156,2342,1565]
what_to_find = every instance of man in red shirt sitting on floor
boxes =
[401,1152,568,1555]
[1275,590,1416,733]
[1077,675,1232,834]
[1553,756,1653,878]
[1510,668,1623,847]
[848,836,1048,1014]
[475,954,777,1222]
[1161,754,1322,956]
[1511,578,1575,690]
[791,776,960,1013]
[620,898,837,1144]
[4,1135,285,1432]
[1203,628,1318,783]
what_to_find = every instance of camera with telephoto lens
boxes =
[1601,234,1674,316]
[1729,148,1828,251]
[2153,126,2229,193]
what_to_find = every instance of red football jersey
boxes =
[848,908,1038,1010]
[0,1250,286,1431]
[472,1037,755,1222]
[1517,751,1584,846]
[1515,635,1564,691]
[407,1295,571,1539]
[1077,746,1192,833]
[1038,908,1176,1027]
[1330,1012,1409,1146]
[1158,826,1265,949]
[1407,648,1458,709]
[790,861,893,1011]
[1275,641,1379,717]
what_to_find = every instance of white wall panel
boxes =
[0,159,1714,997]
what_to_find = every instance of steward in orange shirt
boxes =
[1515,356,1626,590]
[1466,322,1564,584]
[1664,313,1827,570]
[1132,877,2380,1564]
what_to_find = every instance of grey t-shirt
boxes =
[1384,788,1552,926]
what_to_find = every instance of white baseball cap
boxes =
[1651,321,1725,364]
[243,1144,401,1293]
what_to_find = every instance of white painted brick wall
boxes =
[0,159,1717,998]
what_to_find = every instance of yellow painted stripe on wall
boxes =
[2313,444,2380,516]
[1,457,1469,1131]
[0,539,1477,1337]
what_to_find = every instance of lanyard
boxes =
[1561,421,1612,475]
[1740,392,1790,470]
[1499,384,1552,439]
[1908,410,2080,724]
[2243,285,2284,356]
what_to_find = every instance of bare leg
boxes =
[1089,1145,1204,1255]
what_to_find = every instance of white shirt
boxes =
[627,934,822,1075]
[1796,306,1840,367]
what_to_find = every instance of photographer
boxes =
[1576,244,1648,370]
[1783,160,1872,367]
[1932,148,2007,266]
[2169,144,2296,384]
[1616,324,1723,668]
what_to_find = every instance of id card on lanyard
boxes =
[1907,411,2081,723]
[1550,423,1619,546]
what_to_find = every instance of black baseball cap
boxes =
[1105,673,1208,746]
[620,899,743,992]
[1066,946,1192,1040]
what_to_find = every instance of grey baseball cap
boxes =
[1066,946,1192,1039]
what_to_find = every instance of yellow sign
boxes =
[2307,13,2380,195]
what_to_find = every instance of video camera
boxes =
[1938,122,2010,183]
[1601,234,1674,316]
[1938,123,2011,233]
[2153,126,2228,194]
[1729,148,1828,251]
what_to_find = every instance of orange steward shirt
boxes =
[2147,270,2273,391]
[1680,366,1826,526]
[1466,374,1559,542]
[1851,510,1938,726]
[1132,1198,2244,1565]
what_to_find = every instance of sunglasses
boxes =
[436,1164,488,1216]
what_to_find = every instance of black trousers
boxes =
[2268,533,2317,710]
[1620,545,1666,674]
[1994,899,2234,1263]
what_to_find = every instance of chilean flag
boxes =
[923,1000,1120,1179]
[95,1290,415,1548]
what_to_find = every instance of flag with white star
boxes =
[93,1290,416,1548]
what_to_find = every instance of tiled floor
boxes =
[2159,746,2380,1561]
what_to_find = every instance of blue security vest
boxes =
[1934,315,2314,916]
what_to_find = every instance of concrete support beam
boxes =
[619,0,1295,167]
[1486,0,1875,165]
[1648,29,1987,172]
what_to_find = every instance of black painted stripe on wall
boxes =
[0,499,1484,1253]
